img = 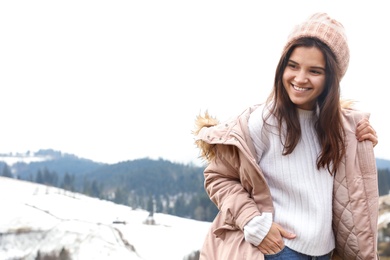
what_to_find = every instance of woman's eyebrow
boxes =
[310,66,326,71]
[288,59,325,71]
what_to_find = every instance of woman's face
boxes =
[282,46,326,110]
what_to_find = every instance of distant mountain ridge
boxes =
[0,149,388,222]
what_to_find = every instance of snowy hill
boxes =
[0,177,210,260]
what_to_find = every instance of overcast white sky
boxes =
[1,0,389,165]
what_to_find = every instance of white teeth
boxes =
[293,84,308,91]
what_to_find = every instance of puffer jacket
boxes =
[193,104,379,260]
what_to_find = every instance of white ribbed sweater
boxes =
[246,104,334,256]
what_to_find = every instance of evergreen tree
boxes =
[82,179,92,195]
[1,164,13,178]
[147,195,154,214]
[62,173,75,192]
[378,169,390,196]
[114,187,127,205]
[174,194,188,217]
[36,170,44,184]
[35,250,42,260]
[91,180,102,198]
[43,167,58,186]
[59,247,71,260]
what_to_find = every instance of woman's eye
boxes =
[288,63,297,69]
[311,70,321,75]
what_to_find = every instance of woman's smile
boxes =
[291,84,311,92]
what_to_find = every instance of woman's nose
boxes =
[295,70,308,84]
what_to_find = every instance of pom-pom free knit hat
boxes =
[283,13,350,79]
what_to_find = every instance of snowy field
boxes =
[0,177,211,260]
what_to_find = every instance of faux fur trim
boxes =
[340,99,355,109]
[192,111,219,162]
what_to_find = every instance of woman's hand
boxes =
[356,118,378,147]
[257,222,296,255]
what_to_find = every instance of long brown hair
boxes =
[266,37,345,175]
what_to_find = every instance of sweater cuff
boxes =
[243,212,273,246]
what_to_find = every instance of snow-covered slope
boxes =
[3,176,390,259]
[0,177,210,260]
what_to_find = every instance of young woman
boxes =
[194,13,379,259]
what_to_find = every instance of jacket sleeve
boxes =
[204,144,261,233]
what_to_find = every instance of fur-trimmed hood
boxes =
[192,104,261,164]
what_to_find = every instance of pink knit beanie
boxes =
[283,13,350,78]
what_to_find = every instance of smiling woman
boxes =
[193,12,379,260]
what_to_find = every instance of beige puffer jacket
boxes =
[193,104,379,260]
